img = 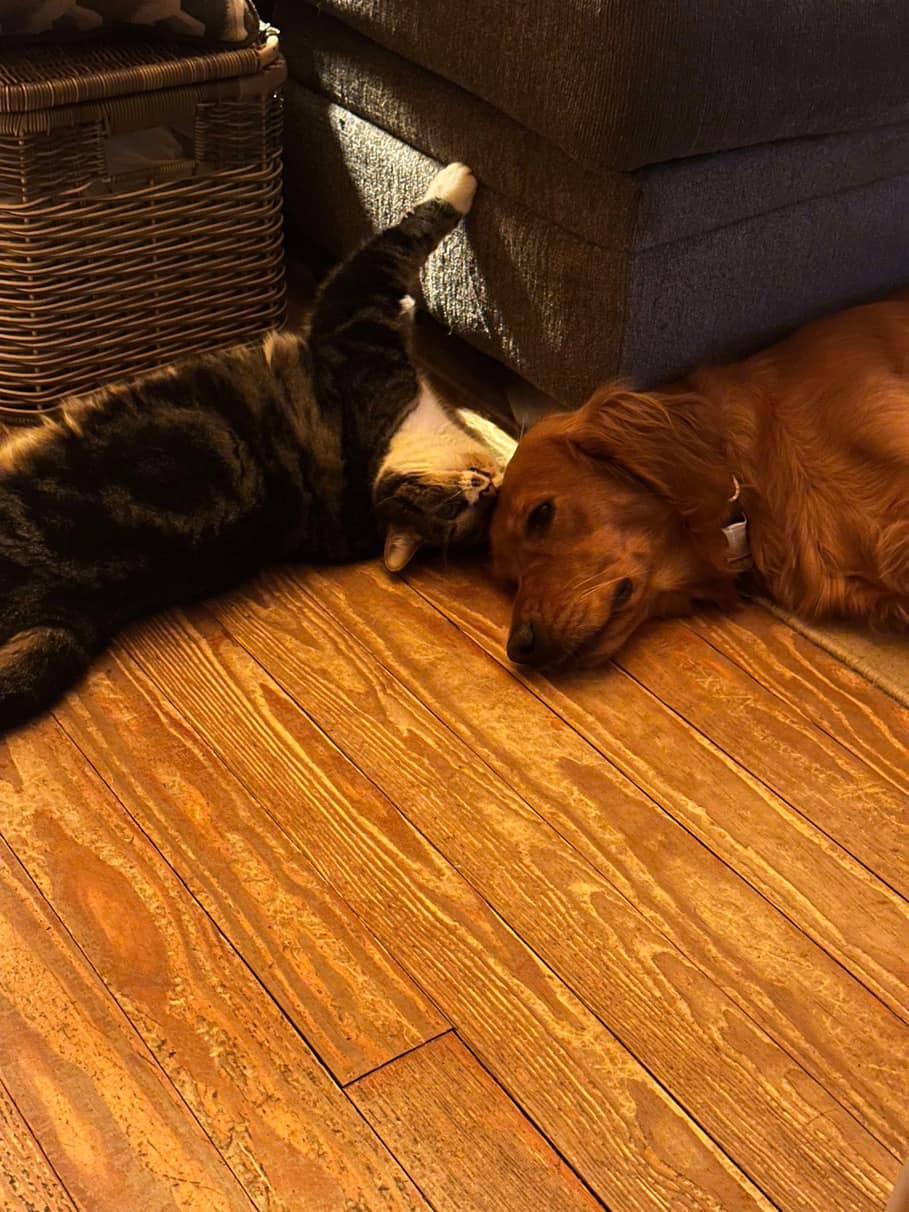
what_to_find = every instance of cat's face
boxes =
[373,451,500,571]
[372,389,517,571]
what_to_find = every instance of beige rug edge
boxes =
[764,601,909,708]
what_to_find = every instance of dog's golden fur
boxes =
[490,292,909,666]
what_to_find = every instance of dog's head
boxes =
[490,387,737,667]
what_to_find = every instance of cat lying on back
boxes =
[0,163,514,732]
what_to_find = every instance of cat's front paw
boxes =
[423,163,477,215]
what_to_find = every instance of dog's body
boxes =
[491,292,909,667]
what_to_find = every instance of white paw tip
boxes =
[422,162,477,215]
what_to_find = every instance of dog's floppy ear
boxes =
[568,384,730,533]
[568,387,674,496]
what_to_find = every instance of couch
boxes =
[274,0,909,406]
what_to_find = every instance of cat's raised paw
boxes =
[424,163,477,216]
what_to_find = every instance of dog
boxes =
[490,292,909,667]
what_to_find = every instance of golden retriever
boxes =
[490,292,909,666]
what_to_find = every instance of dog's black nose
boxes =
[507,619,536,663]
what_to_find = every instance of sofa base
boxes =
[284,78,909,401]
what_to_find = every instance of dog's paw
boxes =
[423,163,477,215]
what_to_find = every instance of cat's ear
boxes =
[383,526,423,572]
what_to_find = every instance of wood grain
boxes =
[0,1078,75,1212]
[214,570,901,1211]
[54,646,447,1085]
[0,833,252,1211]
[348,1033,603,1212]
[614,617,908,896]
[291,560,908,1159]
[688,606,909,797]
[0,717,428,1212]
[122,603,772,1212]
[405,560,908,1020]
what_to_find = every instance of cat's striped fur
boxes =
[0,163,512,732]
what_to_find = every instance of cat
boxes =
[0,163,515,732]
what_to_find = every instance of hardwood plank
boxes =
[212,566,901,1210]
[688,606,909,797]
[612,618,908,896]
[0,835,251,1212]
[122,605,772,1212]
[0,718,428,1212]
[291,560,908,1159]
[54,646,447,1085]
[348,1033,603,1212]
[885,1157,909,1212]
[405,560,908,1020]
[0,1078,75,1212]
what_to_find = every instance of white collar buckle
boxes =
[723,476,752,571]
[723,518,752,570]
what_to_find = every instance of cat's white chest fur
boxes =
[376,375,516,573]
[379,382,514,499]
[399,382,457,437]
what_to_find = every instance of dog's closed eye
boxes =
[526,500,555,535]
[612,577,633,611]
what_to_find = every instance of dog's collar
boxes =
[722,476,752,571]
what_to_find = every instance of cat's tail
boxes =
[309,162,477,344]
[0,623,95,734]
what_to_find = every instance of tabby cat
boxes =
[0,163,514,732]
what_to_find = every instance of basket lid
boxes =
[0,26,279,114]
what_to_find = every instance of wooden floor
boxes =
[1,552,907,1211]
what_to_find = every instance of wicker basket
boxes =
[0,35,286,419]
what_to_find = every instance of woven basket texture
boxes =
[0,38,286,418]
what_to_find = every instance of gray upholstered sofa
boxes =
[274,0,909,405]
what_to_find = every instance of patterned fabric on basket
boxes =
[0,1,259,44]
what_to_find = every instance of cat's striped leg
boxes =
[310,164,480,485]
[310,163,476,346]
[0,621,97,733]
